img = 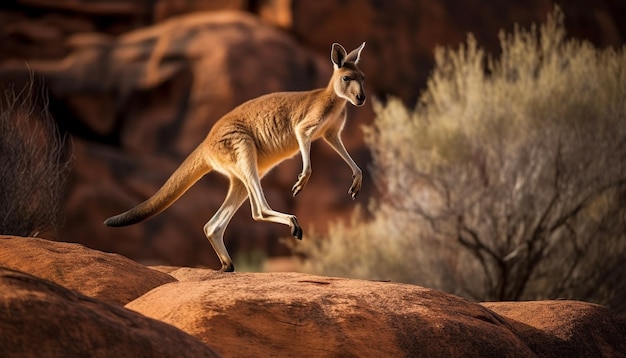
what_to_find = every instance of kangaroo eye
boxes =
[342,76,350,82]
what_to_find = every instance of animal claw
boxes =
[292,184,302,197]
[290,216,303,240]
[292,171,310,197]
[220,263,235,272]
[293,226,303,240]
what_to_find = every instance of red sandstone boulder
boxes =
[0,0,247,62]
[0,235,175,305]
[1,238,623,357]
[126,271,537,357]
[483,301,626,358]
[0,267,218,357]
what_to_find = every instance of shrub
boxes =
[294,9,626,313]
[0,77,72,237]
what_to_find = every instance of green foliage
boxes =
[0,78,72,237]
[294,8,626,313]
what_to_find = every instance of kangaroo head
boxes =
[330,42,366,107]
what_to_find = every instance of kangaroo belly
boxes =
[257,144,299,174]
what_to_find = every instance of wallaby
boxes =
[104,42,366,272]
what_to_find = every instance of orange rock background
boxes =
[1,1,624,268]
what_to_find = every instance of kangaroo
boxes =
[104,42,366,272]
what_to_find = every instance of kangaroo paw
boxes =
[220,263,235,272]
[292,172,310,197]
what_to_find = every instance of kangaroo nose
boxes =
[356,93,366,103]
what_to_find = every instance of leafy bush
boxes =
[294,9,626,313]
[0,77,72,237]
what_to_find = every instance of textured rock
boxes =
[0,0,246,62]
[0,267,218,357]
[483,301,626,358]
[126,271,536,357]
[1,238,623,357]
[0,236,176,305]
[152,0,247,22]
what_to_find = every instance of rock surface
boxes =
[127,271,532,357]
[126,269,626,358]
[483,301,626,358]
[0,235,175,305]
[2,238,624,357]
[0,267,218,358]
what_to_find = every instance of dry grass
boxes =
[0,77,72,238]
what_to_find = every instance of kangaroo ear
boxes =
[331,43,348,69]
[346,42,366,64]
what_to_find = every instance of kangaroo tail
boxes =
[104,148,210,227]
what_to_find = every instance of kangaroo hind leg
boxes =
[240,163,303,240]
[203,177,248,272]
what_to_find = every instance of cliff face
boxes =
[1,1,624,267]
[2,236,625,357]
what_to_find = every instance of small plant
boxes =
[294,8,626,313]
[0,76,73,238]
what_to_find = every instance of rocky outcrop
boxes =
[1,237,624,357]
[0,267,218,357]
[0,0,249,61]
[484,301,626,358]
[126,268,626,358]
[0,235,175,305]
